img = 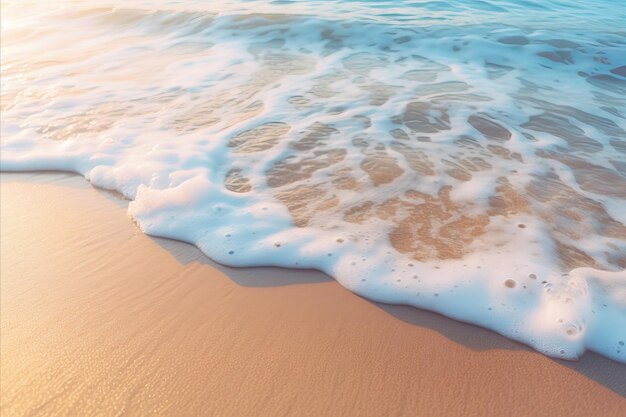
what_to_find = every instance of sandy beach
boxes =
[1,171,624,416]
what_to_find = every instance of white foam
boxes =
[2,0,625,362]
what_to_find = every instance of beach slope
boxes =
[1,172,624,416]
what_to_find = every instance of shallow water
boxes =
[1,0,625,362]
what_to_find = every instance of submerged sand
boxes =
[1,172,624,416]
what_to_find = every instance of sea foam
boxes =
[1,0,625,361]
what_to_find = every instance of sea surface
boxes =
[1,0,625,362]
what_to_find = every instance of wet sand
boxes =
[1,172,625,417]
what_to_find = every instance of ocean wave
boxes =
[1,0,625,361]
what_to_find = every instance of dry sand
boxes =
[1,172,625,417]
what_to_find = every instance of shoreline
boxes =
[1,172,625,416]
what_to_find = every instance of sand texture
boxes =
[1,172,625,416]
